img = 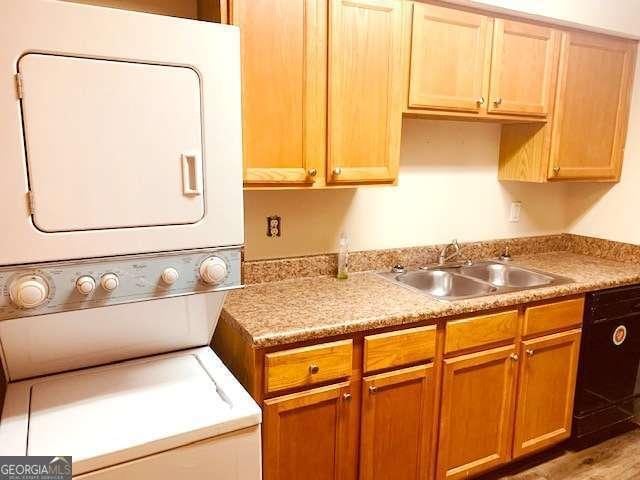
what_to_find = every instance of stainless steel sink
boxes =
[395,269,497,301]
[459,262,554,288]
[379,260,572,301]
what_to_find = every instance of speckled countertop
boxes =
[221,252,640,348]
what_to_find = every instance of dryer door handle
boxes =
[181,153,202,196]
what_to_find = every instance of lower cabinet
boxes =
[263,381,359,480]
[247,298,586,480]
[360,364,434,480]
[436,345,518,480]
[513,328,582,458]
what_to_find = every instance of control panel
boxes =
[0,247,241,321]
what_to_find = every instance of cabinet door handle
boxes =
[477,96,485,106]
[308,364,320,374]
[493,97,503,107]
[307,168,317,178]
[526,349,535,357]
[369,385,378,394]
[510,353,519,362]
[553,166,561,176]
[333,167,342,176]
[343,392,352,401]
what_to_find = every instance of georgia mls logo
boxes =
[0,455,71,480]
[613,325,627,346]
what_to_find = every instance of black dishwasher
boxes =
[572,283,640,448]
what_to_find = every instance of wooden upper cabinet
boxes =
[263,381,358,480]
[488,19,560,116]
[233,0,326,186]
[408,3,492,113]
[327,0,402,184]
[437,345,517,480]
[513,329,582,458]
[360,364,435,480]
[549,31,637,180]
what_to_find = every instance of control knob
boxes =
[101,273,119,292]
[76,276,96,295]
[161,267,179,285]
[9,275,49,309]
[199,256,228,285]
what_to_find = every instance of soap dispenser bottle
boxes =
[337,233,349,280]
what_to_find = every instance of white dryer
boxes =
[0,0,260,478]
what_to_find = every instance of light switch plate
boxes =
[509,201,522,223]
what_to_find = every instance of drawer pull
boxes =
[369,385,378,394]
[309,364,320,374]
[510,353,519,362]
[343,392,352,401]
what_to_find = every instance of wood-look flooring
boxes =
[481,429,640,480]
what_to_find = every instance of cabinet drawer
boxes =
[445,310,518,354]
[364,325,436,373]
[523,297,584,337]
[265,339,353,394]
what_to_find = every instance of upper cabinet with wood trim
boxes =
[403,2,560,123]
[500,30,637,182]
[233,0,636,186]
[232,0,327,186]
[327,0,403,184]
[234,0,403,188]
[549,32,637,180]
[407,3,492,114]
[489,20,560,117]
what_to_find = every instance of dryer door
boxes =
[19,53,205,232]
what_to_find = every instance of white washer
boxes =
[0,249,261,479]
[0,348,261,479]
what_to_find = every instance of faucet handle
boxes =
[499,246,513,262]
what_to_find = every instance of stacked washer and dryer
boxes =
[0,0,261,478]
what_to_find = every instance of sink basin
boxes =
[395,269,497,300]
[460,262,554,288]
[378,260,572,301]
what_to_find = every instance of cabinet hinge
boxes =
[15,73,23,99]
[27,191,35,215]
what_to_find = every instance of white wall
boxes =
[245,0,640,260]
[456,0,640,38]
[245,120,568,260]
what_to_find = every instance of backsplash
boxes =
[242,234,565,284]
[242,234,640,285]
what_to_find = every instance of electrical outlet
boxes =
[267,215,281,237]
[509,201,522,223]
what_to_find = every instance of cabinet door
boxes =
[233,0,326,185]
[550,31,636,180]
[360,364,434,480]
[263,381,358,480]
[408,3,492,113]
[513,329,582,458]
[436,345,518,480]
[488,19,560,116]
[327,0,402,184]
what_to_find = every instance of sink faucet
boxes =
[438,239,472,266]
